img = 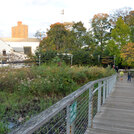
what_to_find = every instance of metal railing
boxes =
[10,74,117,134]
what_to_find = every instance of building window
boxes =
[24,47,32,55]
[3,50,6,56]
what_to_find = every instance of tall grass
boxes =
[0,65,115,95]
[0,65,115,132]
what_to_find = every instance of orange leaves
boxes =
[121,43,134,65]
[50,22,64,28]
[93,13,109,21]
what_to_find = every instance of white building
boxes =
[0,40,13,56]
[0,38,40,55]
[0,39,28,62]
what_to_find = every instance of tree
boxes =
[106,40,121,64]
[34,30,46,39]
[91,13,111,54]
[39,22,88,53]
[124,11,134,26]
[125,11,134,42]
[111,17,131,47]
[71,21,87,49]
[121,43,134,66]
[109,7,132,27]
[38,23,68,55]
[46,22,69,51]
[39,22,71,52]
[72,49,92,65]
[35,49,57,63]
[106,18,131,65]
[130,27,134,43]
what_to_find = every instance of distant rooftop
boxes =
[0,38,40,42]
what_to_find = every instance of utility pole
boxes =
[39,54,41,66]
[98,55,100,63]
[61,9,64,23]
[114,55,116,66]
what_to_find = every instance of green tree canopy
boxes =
[107,17,131,64]
[47,22,69,51]
[111,17,131,47]
[39,22,89,53]
[71,21,87,48]
[39,22,70,52]
[91,13,111,54]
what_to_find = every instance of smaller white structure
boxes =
[0,39,27,62]
[0,40,13,56]
[0,38,40,55]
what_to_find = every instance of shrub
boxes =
[72,50,93,65]
[0,65,115,95]
[0,122,9,134]
[36,50,57,63]
[0,65,115,133]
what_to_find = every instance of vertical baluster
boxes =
[103,81,106,104]
[67,104,74,134]
[97,82,101,112]
[106,79,109,98]
[67,104,70,134]
[88,86,93,128]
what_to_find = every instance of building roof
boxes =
[0,40,9,46]
[0,38,41,42]
[0,40,13,49]
[0,40,13,53]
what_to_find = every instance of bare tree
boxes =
[109,7,132,27]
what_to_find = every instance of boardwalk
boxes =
[87,75,134,134]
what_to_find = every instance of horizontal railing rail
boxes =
[9,74,117,134]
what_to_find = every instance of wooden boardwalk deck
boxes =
[86,75,134,134]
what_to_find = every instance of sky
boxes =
[0,0,134,38]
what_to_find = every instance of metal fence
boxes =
[9,74,117,134]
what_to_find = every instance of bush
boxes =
[0,65,115,95]
[0,122,9,134]
[36,50,57,63]
[0,65,115,133]
[72,50,93,65]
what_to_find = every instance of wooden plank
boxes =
[87,75,134,134]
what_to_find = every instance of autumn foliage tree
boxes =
[39,21,89,53]
[121,43,134,66]
[46,22,68,51]
[35,8,134,67]
[125,11,134,43]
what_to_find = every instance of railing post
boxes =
[103,81,106,104]
[111,78,114,92]
[112,75,116,92]
[67,105,70,134]
[88,86,93,128]
[106,79,109,98]
[97,82,101,112]
[109,78,111,93]
[110,78,112,92]
[110,78,112,93]
[113,75,116,91]
[67,104,74,134]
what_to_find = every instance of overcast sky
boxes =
[0,0,134,38]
